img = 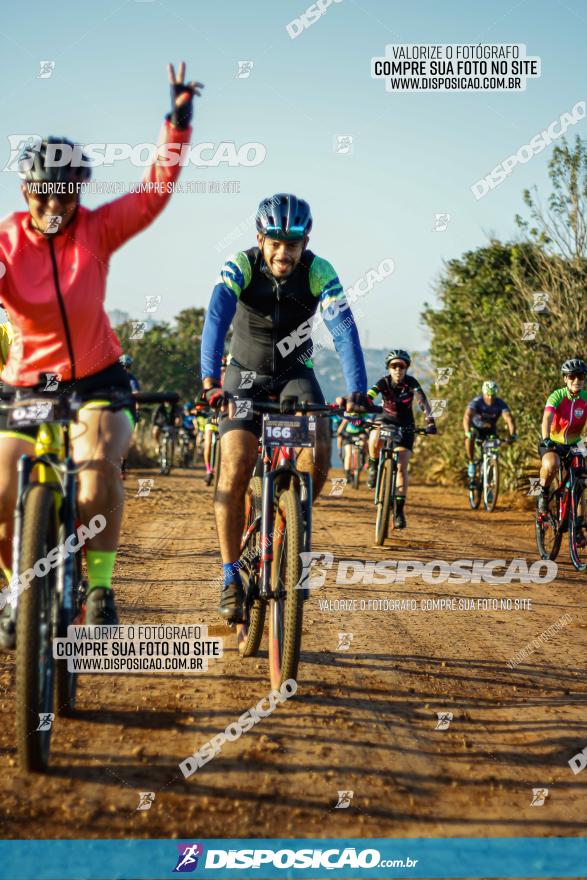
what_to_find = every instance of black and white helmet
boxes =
[561,358,587,376]
[18,136,91,185]
[385,349,411,368]
[255,193,312,241]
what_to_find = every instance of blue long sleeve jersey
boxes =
[201,249,367,394]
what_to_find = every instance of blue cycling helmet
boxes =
[183,401,193,411]
[255,193,312,241]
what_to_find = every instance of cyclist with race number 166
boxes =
[200,193,369,623]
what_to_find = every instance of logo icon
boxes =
[521,322,539,341]
[432,212,451,232]
[144,295,161,313]
[295,551,334,590]
[435,711,453,731]
[173,843,204,873]
[429,399,448,418]
[43,372,62,391]
[38,61,56,79]
[329,477,347,497]
[45,215,63,234]
[528,477,542,497]
[569,745,587,775]
[334,135,353,155]
[532,291,550,312]
[130,321,147,340]
[236,61,254,79]
[233,399,252,419]
[136,478,155,497]
[238,370,256,389]
[36,713,55,731]
[334,790,353,809]
[336,632,353,651]
[434,367,454,387]
[530,788,548,806]
[136,791,155,811]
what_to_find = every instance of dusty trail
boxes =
[0,462,585,841]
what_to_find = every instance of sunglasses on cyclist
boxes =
[388,362,407,370]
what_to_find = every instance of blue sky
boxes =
[0,0,584,350]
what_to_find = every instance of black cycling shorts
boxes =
[219,362,325,439]
[538,440,573,460]
[0,361,134,442]
[379,418,415,452]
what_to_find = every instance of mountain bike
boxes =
[0,388,177,772]
[348,433,368,489]
[158,424,177,476]
[468,435,512,512]
[373,422,428,546]
[177,427,196,468]
[236,400,341,689]
[535,443,586,571]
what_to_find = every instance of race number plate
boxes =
[263,416,316,448]
[8,401,54,427]
[380,424,403,442]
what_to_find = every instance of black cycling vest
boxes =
[229,247,320,377]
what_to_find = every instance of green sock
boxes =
[86,550,116,592]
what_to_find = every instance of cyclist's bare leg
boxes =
[71,409,132,551]
[343,441,352,471]
[465,436,475,461]
[0,436,35,573]
[204,425,214,471]
[368,426,381,460]
[296,418,330,499]
[214,429,258,563]
[395,448,412,496]
[540,451,560,489]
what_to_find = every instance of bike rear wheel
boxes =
[483,456,499,512]
[569,478,587,571]
[375,458,392,545]
[15,484,58,772]
[268,485,303,689]
[238,477,266,657]
[535,479,562,561]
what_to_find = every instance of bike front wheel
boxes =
[15,484,58,772]
[569,478,587,571]
[268,485,304,690]
[375,458,393,545]
[483,456,499,512]
[535,481,562,561]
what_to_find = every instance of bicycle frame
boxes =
[257,437,312,601]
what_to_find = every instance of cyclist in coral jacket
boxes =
[0,63,203,643]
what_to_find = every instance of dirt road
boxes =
[0,462,585,840]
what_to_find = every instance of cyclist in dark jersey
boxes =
[537,358,587,513]
[464,381,516,484]
[120,354,140,393]
[366,349,436,528]
[200,193,368,622]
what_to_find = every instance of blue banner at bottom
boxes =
[0,838,585,880]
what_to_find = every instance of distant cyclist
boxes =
[0,62,202,641]
[119,354,140,392]
[464,381,517,485]
[337,412,370,482]
[200,193,368,622]
[536,358,587,514]
[366,349,436,528]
